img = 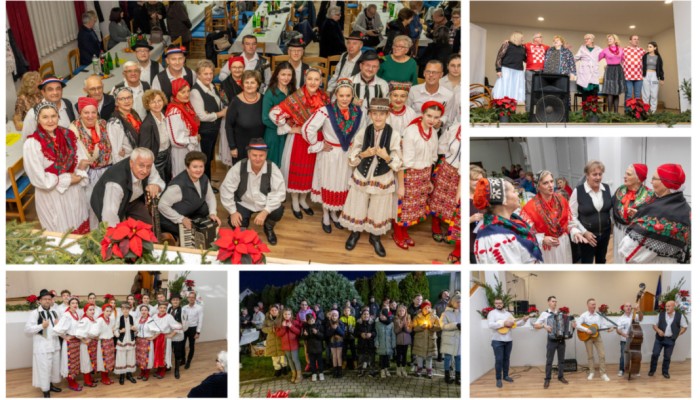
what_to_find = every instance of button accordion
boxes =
[178,217,217,250]
[548,312,573,340]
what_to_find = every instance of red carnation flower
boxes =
[26,295,38,304]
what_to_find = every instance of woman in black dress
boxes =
[225,70,266,166]
[319,6,346,57]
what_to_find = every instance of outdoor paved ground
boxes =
[240,364,462,398]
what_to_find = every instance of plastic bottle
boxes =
[92,55,99,75]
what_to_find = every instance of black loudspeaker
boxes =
[514,300,529,315]
[561,359,578,372]
[530,73,570,122]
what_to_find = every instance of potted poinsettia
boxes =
[26,294,39,310]
[185,279,196,291]
[101,218,158,263]
[582,95,601,122]
[626,98,651,121]
[477,306,494,318]
[598,304,609,315]
[490,97,517,122]
[559,306,570,314]
[213,227,270,264]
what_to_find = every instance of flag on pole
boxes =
[654,275,662,310]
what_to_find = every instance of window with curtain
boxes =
[26,1,79,58]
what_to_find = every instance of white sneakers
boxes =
[386,369,392,377]
[319,373,325,381]
[312,374,318,382]
[618,370,624,377]
[380,369,387,378]
[601,374,610,382]
[587,373,594,380]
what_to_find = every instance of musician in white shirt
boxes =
[533,296,575,388]
[183,291,204,369]
[575,298,614,382]
[25,289,63,398]
[486,298,529,388]
[616,302,643,376]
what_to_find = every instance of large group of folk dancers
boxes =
[19,31,461,262]
[469,162,690,264]
[25,289,204,397]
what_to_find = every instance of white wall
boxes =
[673,1,691,111]
[470,138,526,175]
[7,271,152,298]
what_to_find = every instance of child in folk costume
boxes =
[303,78,365,233]
[387,81,419,136]
[76,304,99,388]
[168,294,189,379]
[53,297,83,391]
[24,289,62,398]
[166,78,202,177]
[135,304,155,380]
[92,304,117,385]
[428,123,461,263]
[339,97,402,257]
[269,68,331,219]
[412,301,441,379]
[115,302,138,384]
[147,302,183,379]
[393,101,442,249]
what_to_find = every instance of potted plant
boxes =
[478,306,495,318]
[680,78,691,104]
[598,304,609,315]
[625,98,651,121]
[490,97,518,123]
[582,95,601,122]
[213,227,270,264]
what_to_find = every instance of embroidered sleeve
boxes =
[23,138,60,191]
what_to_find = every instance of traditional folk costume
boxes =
[392,102,441,249]
[24,290,62,397]
[269,84,331,194]
[115,304,138,384]
[612,164,651,264]
[23,102,90,234]
[339,97,401,257]
[135,306,155,380]
[473,178,544,264]
[619,164,691,264]
[428,124,461,262]
[303,83,365,229]
[147,310,183,378]
[387,81,419,137]
[53,304,83,391]
[92,305,116,385]
[70,97,113,230]
[107,88,143,164]
[521,175,576,263]
[169,303,189,379]
[166,78,202,177]
[76,304,99,388]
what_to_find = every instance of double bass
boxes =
[624,283,646,380]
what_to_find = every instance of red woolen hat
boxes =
[632,163,648,182]
[657,164,685,190]
[421,100,445,116]
[227,55,245,69]
[420,300,432,310]
[171,78,190,96]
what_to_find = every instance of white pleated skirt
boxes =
[492,66,526,103]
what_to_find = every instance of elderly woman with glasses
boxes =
[378,35,419,85]
[319,5,346,58]
[108,87,143,163]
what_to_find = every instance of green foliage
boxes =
[472,276,514,308]
[681,78,691,104]
[167,271,190,297]
[355,277,370,305]
[370,271,388,302]
[397,272,430,306]
[469,108,690,127]
[7,299,158,312]
[386,280,400,303]
[286,271,360,311]
[660,277,687,303]
[260,284,279,308]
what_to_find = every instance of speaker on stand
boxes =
[530,73,570,123]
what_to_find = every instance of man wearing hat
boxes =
[21,75,76,139]
[220,35,270,84]
[132,39,163,86]
[219,138,286,245]
[352,3,384,47]
[152,44,197,100]
[340,97,401,257]
[327,31,365,95]
[83,74,116,121]
[619,163,691,263]
[24,289,62,398]
[286,36,310,87]
[350,51,390,113]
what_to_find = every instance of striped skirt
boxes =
[492,66,526,103]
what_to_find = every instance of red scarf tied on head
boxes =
[166,78,199,137]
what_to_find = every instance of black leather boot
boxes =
[345,231,360,250]
[49,385,61,393]
[119,374,125,385]
[369,234,386,257]
[264,224,278,245]
[43,391,50,398]
[126,372,137,383]
[174,360,181,379]
[455,371,461,385]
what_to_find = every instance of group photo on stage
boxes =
[469,270,691,398]
[469,0,691,126]
[5,0,462,265]
[238,270,461,398]
[6,270,227,398]
[468,136,691,264]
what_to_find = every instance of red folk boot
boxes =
[100,371,113,385]
[448,240,461,264]
[67,376,83,391]
[142,369,150,381]
[431,216,444,242]
[404,226,415,247]
[392,221,408,250]
[83,372,97,387]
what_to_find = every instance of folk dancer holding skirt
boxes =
[135,305,155,380]
[115,302,138,384]
[53,298,83,391]
[25,289,62,398]
[92,304,117,385]
[612,164,651,263]
[76,304,99,388]
[148,303,183,379]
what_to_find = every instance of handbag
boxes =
[150,27,164,44]
[213,34,231,52]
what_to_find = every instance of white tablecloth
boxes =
[369,1,432,48]
[184,1,209,28]
[6,133,25,190]
[229,1,293,55]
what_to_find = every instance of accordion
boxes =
[548,313,573,340]
[178,217,218,250]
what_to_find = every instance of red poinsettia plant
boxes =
[104,294,115,301]
[625,98,651,120]
[134,293,143,303]
[620,304,625,311]
[559,306,570,314]
[491,97,518,117]
[478,306,494,318]
[267,390,290,398]
[185,280,196,288]
[598,304,609,314]
[101,218,158,262]
[582,95,601,116]
[680,290,690,297]
[658,301,666,311]
[528,306,539,314]
[213,227,270,264]
[26,294,38,305]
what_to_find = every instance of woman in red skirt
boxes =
[94,304,116,385]
[54,297,83,391]
[428,123,461,263]
[135,304,154,380]
[76,304,98,388]
[269,68,330,219]
[393,101,442,249]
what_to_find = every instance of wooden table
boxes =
[6,133,24,190]
[229,1,294,55]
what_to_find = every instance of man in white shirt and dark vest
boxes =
[327,31,365,95]
[219,138,286,245]
[21,75,76,139]
[183,291,204,369]
[168,294,187,379]
[349,51,390,114]
[132,39,163,86]
[575,298,615,382]
[152,44,197,100]
[486,298,529,388]
[649,300,687,379]
[24,289,62,398]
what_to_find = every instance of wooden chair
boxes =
[204,4,214,32]
[6,159,35,223]
[418,78,425,85]
[67,49,80,78]
[271,55,290,72]
[211,6,228,31]
[38,61,55,78]
[103,34,111,51]
[256,42,267,57]
[470,83,492,109]
[172,36,183,48]
[217,53,233,69]
[303,56,330,87]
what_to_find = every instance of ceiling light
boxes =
[629,25,636,29]
[537,17,544,21]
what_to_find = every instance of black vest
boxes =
[114,80,151,91]
[192,82,223,136]
[338,52,361,78]
[63,98,76,122]
[234,158,272,202]
[576,183,612,235]
[169,306,183,323]
[148,60,160,85]
[657,312,683,340]
[37,308,58,336]
[91,158,149,222]
[118,315,136,342]
[167,170,209,218]
[357,124,392,178]
[156,67,195,99]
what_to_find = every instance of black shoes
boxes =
[558,377,568,384]
[346,232,360,250]
[49,385,61,393]
[185,359,191,370]
[302,206,314,216]
[274,369,282,377]
[322,221,332,233]
[126,372,137,383]
[503,376,514,382]
[544,379,550,388]
[648,371,654,376]
[496,379,502,388]
[369,234,386,257]
[292,209,303,219]
[333,220,344,230]
[119,374,125,385]
[43,391,50,398]
[264,225,278,245]
[663,373,670,379]
[174,368,180,379]
[444,373,453,384]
